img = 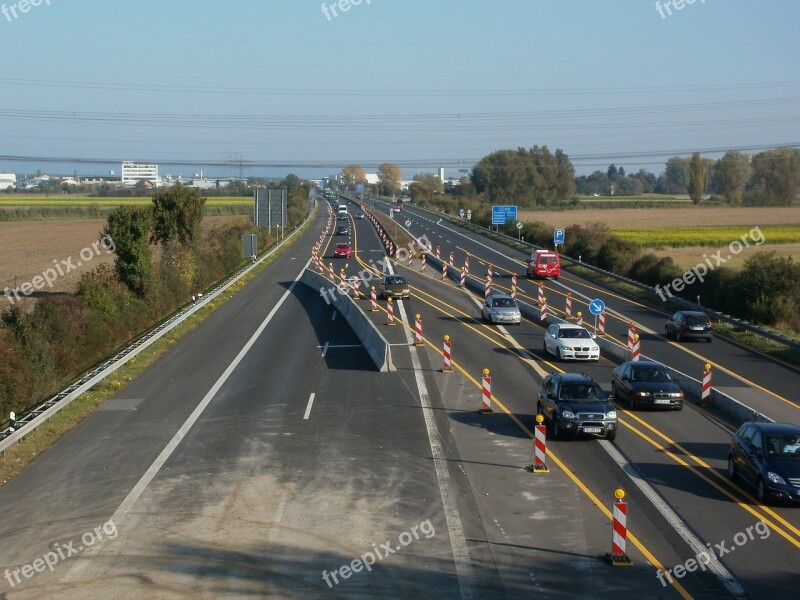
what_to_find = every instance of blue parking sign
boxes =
[553,228,565,245]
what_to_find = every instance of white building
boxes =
[121,161,159,186]
[0,173,16,190]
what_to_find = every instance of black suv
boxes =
[335,224,351,236]
[665,310,712,342]
[728,421,800,503]
[537,373,617,440]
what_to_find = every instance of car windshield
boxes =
[766,435,800,457]
[559,328,590,339]
[385,277,406,285]
[632,367,669,382]
[559,384,605,402]
[492,298,515,307]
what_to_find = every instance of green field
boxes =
[612,225,800,247]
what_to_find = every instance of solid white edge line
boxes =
[63,260,311,583]
[389,263,476,600]
[599,440,747,599]
[303,393,316,420]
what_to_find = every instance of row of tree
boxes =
[334,145,799,207]
[575,148,800,205]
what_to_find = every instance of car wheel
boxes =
[557,347,564,362]
[606,429,617,441]
[756,478,767,503]
[665,326,671,339]
[552,419,562,440]
[629,393,638,410]
[727,457,737,480]
[675,330,682,342]
[542,341,548,356]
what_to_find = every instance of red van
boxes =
[527,250,560,280]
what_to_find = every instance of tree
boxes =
[340,165,367,190]
[607,164,618,179]
[687,152,707,204]
[471,146,575,206]
[105,206,154,296]
[377,163,402,195]
[747,147,800,205]
[409,172,443,201]
[657,157,689,194]
[712,151,749,204]
[150,183,206,246]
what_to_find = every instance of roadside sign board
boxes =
[553,228,565,245]
[459,208,465,217]
[492,205,518,225]
[589,299,605,315]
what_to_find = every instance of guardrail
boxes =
[388,200,800,353]
[0,201,318,452]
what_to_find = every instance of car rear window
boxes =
[686,315,709,326]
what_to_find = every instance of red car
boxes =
[334,242,352,258]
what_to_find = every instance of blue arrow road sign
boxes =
[589,299,605,315]
[553,228,565,245]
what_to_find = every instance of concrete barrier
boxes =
[300,268,395,372]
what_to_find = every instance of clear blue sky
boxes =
[1,0,799,179]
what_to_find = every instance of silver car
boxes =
[482,293,521,325]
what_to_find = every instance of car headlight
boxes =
[636,391,651,397]
[561,410,576,419]
[767,471,786,485]
[606,411,617,420]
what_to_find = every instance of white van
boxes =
[337,204,348,219]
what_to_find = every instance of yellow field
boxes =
[519,206,800,228]
[0,196,251,207]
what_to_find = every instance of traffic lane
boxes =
[402,268,695,597]
[397,207,799,418]
[48,289,469,598]
[0,214,334,581]
[618,408,800,600]
[403,265,800,598]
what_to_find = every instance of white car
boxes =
[482,293,521,325]
[543,323,600,361]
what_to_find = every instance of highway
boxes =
[0,197,797,599]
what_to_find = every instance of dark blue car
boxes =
[728,421,800,503]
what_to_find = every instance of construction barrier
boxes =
[436,245,440,259]
[597,312,606,335]
[480,369,493,414]
[442,335,453,373]
[627,323,636,351]
[387,298,395,326]
[631,334,640,361]
[606,489,633,566]
[460,268,466,287]
[442,262,448,280]
[566,293,572,318]
[702,363,712,404]
[511,273,517,300]
[414,314,423,346]
[538,283,544,305]
[540,297,547,323]
[485,275,491,298]
[529,414,549,473]
[421,254,426,273]
[370,286,378,312]
[576,311,583,326]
